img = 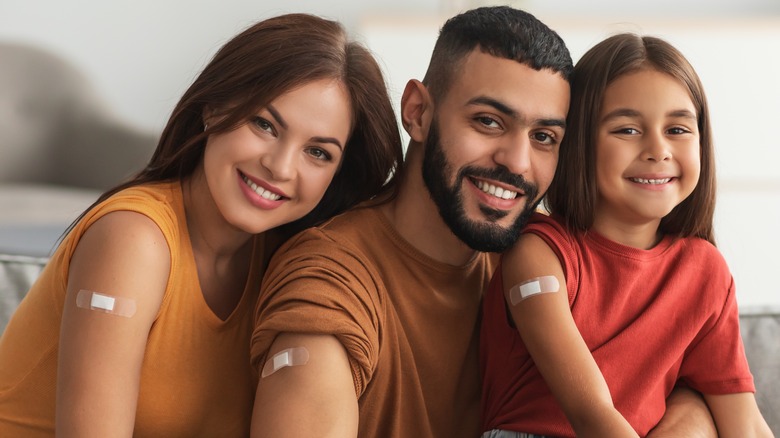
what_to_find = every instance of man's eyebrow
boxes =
[266,104,288,130]
[468,96,566,129]
[468,96,516,118]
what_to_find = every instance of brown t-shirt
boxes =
[251,205,496,437]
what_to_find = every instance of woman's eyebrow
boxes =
[266,104,288,129]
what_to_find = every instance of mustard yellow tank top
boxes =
[0,181,264,437]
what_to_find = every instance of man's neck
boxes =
[379,147,478,266]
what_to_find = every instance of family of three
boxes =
[0,5,772,438]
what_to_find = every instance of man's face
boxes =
[422,50,570,252]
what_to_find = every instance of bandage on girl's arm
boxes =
[57,211,170,437]
[503,233,638,437]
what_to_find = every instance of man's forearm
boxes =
[647,387,717,438]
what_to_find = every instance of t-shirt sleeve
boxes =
[523,213,580,305]
[250,229,381,396]
[679,275,755,395]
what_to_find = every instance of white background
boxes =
[1,0,778,308]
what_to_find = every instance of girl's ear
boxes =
[400,80,434,143]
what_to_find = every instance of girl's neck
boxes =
[590,215,663,250]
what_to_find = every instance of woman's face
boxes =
[202,78,352,234]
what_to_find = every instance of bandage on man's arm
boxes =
[251,332,358,438]
[502,233,638,437]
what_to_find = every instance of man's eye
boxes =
[533,132,556,145]
[476,116,500,129]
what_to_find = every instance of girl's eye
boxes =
[252,116,276,135]
[668,126,691,135]
[306,147,332,162]
[613,127,639,135]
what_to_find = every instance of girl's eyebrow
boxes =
[668,109,697,120]
[602,108,698,122]
[600,108,640,123]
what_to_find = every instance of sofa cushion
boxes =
[0,254,47,333]
[740,306,780,433]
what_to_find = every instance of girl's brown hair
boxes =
[65,13,403,238]
[544,33,716,244]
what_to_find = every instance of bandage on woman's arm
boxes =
[56,211,170,437]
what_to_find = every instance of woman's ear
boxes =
[202,107,214,130]
[400,80,434,143]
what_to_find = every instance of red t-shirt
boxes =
[481,213,754,437]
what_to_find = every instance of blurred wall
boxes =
[0,0,778,307]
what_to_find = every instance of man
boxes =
[249,6,715,437]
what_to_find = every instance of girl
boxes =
[0,13,403,437]
[480,33,772,437]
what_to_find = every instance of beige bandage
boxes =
[509,275,560,305]
[261,347,310,378]
[75,290,137,318]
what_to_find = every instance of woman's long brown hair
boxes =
[61,13,403,241]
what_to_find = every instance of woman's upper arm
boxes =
[251,332,358,438]
[56,211,171,438]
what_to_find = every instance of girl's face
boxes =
[202,78,352,234]
[593,68,701,241]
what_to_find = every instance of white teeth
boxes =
[630,177,672,185]
[474,180,518,200]
[241,174,282,201]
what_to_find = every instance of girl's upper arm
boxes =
[704,392,774,438]
[56,210,171,438]
[251,332,358,438]
[504,233,637,437]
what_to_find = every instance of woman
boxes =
[0,13,403,437]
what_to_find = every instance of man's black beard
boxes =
[421,118,540,253]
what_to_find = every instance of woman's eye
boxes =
[613,127,639,135]
[307,147,331,161]
[252,117,275,134]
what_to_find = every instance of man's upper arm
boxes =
[251,332,358,437]
[251,231,382,396]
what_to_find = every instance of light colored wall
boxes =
[1,1,778,307]
[362,15,780,308]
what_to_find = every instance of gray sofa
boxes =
[0,253,777,433]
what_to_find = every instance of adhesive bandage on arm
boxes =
[262,347,310,378]
[75,290,137,318]
[509,275,560,305]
